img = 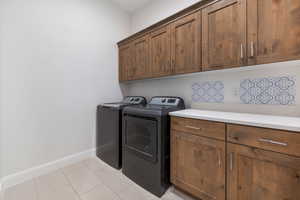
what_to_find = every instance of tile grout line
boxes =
[82,160,122,199]
[79,161,105,195]
[60,167,84,200]
[95,167,130,199]
[60,161,105,199]
[33,178,40,200]
[83,159,127,200]
[95,173,123,200]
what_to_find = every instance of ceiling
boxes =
[111,0,152,12]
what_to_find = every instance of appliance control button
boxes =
[167,99,176,104]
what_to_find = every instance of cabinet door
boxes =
[248,0,300,65]
[227,143,300,200]
[171,12,202,75]
[171,131,226,200]
[149,25,172,78]
[119,43,133,81]
[132,35,150,80]
[202,0,247,71]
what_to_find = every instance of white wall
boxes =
[131,0,200,33]
[0,1,3,179]
[126,0,300,117]
[0,0,130,178]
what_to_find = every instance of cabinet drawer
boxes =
[227,124,300,157]
[171,117,225,141]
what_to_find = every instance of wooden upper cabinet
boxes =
[118,0,300,81]
[131,35,150,80]
[149,25,172,78]
[119,43,132,81]
[171,131,226,200]
[171,11,202,75]
[227,143,300,200]
[248,0,300,65]
[202,0,247,71]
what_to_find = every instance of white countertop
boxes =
[169,109,300,132]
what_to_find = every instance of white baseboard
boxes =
[0,148,96,191]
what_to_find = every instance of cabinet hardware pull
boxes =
[258,138,288,147]
[250,41,255,58]
[240,44,244,60]
[171,59,175,73]
[230,152,234,171]
[185,125,201,130]
[218,150,222,168]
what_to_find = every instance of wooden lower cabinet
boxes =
[171,117,300,200]
[227,143,300,200]
[171,131,226,200]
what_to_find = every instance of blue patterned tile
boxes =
[192,81,224,103]
[240,76,296,105]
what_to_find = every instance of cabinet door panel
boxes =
[171,131,225,200]
[132,35,150,80]
[149,25,172,77]
[171,12,202,75]
[202,0,246,71]
[227,143,300,200]
[248,0,300,65]
[119,43,132,81]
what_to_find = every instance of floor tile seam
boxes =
[33,178,41,200]
[60,162,104,196]
[98,170,133,200]
[87,182,122,200]
[77,181,105,198]
[89,169,125,197]
[91,169,131,195]
[74,165,107,196]
[60,168,83,199]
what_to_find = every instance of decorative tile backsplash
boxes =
[240,76,296,105]
[192,81,224,103]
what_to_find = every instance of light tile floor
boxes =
[1,158,196,200]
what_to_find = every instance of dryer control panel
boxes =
[149,97,184,108]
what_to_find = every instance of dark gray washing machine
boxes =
[96,96,146,169]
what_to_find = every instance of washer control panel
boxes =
[123,96,146,105]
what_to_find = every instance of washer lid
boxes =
[101,102,130,109]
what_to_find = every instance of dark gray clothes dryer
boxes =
[122,96,185,197]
